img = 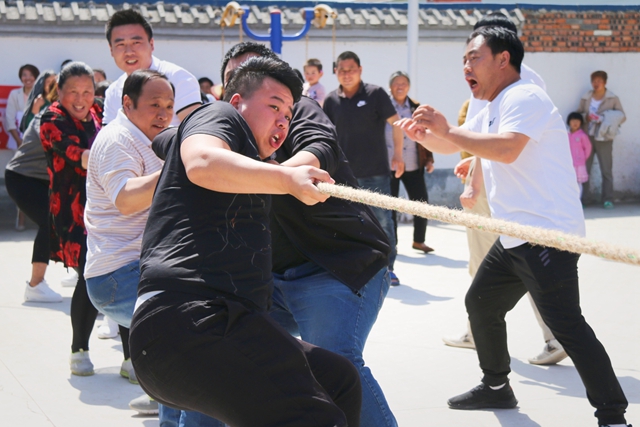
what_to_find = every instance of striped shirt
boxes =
[84,109,163,279]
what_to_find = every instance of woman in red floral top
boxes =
[40,62,103,376]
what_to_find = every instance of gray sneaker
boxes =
[528,339,568,365]
[70,350,94,376]
[129,394,159,415]
[24,280,63,303]
[443,332,476,350]
[120,358,138,384]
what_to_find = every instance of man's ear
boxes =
[123,94,133,112]
[499,51,511,70]
[150,37,155,53]
[229,93,242,110]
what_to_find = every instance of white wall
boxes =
[1,35,638,198]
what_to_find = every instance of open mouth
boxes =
[73,105,86,112]
[270,134,282,149]
[125,59,138,66]
[467,77,478,90]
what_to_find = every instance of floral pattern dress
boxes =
[40,99,103,268]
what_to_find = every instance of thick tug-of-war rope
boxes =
[316,183,640,266]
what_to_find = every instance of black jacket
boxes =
[271,96,390,292]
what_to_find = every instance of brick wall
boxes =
[521,10,640,53]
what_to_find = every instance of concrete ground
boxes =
[0,203,638,427]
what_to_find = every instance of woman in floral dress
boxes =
[40,62,103,376]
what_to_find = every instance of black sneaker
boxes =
[599,424,632,427]
[448,382,518,410]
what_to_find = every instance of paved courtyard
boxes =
[0,203,638,426]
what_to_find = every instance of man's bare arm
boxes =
[114,170,161,215]
[181,134,333,205]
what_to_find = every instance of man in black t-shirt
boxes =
[129,56,362,427]
[323,51,405,286]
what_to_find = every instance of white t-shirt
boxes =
[464,80,585,248]
[103,56,201,126]
[84,109,163,278]
[466,63,546,122]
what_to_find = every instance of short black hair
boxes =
[58,61,94,89]
[220,42,278,84]
[106,9,153,45]
[336,51,360,67]
[60,59,73,71]
[198,77,214,86]
[304,58,323,72]
[122,69,174,108]
[19,64,40,80]
[591,70,608,83]
[567,112,584,127]
[95,80,111,98]
[223,56,302,103]
[93,68,107,80]
[474,12,518,33]
[467,26,524,74]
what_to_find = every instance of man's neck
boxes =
[487,73,521,102]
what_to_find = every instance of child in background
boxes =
[302,58,326,106]
[567,112,592,197]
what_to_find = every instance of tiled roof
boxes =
[0,1,526,38]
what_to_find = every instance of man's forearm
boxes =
[114,170,161,215]
[442,127,528,164]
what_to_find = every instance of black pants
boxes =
[390,169,428,243]
[4,170,50,263]
[71,252,98,353]
[467,241,628,425]
[131,291,362,427]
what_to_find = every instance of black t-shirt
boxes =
[271,97,391,289]
[323,82,397,179]
[139,102,273,311]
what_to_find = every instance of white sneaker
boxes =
[24,280,63,303]
[528,339,568,365]
[120,358,138,384]
[70,350,94,376]
[443,332,476,349]
[129,394,159,415]
[61,270,78,287]
[97,316,120,339]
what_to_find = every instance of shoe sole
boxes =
[528,350,568,365]
[442,338,476,350]
[129,408,159,415]
[24,298,63,303]
[71,370,95,376]
[448,399,518,410]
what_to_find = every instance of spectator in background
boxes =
[93,68,107,83]
[40,62,103,377]
[5,74,62,302]
[385,71,434,254]
[323,51,405,286]
[576,70,625,209]
[20,70,57,133]
[5,64,39,148]
[60,59,73,71]
[198,76,216,103]
[302,58,326,106]
[94,80,111,98]
[567,112,592,198]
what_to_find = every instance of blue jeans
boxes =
[86,259,139,328]
[159,405,225,427]
[270,262,397,427]
[357,174,397,270]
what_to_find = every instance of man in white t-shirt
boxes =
[444,13,567,368]
[103,9,201,126]
[396,26,629,427]
[84,70,174,415]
